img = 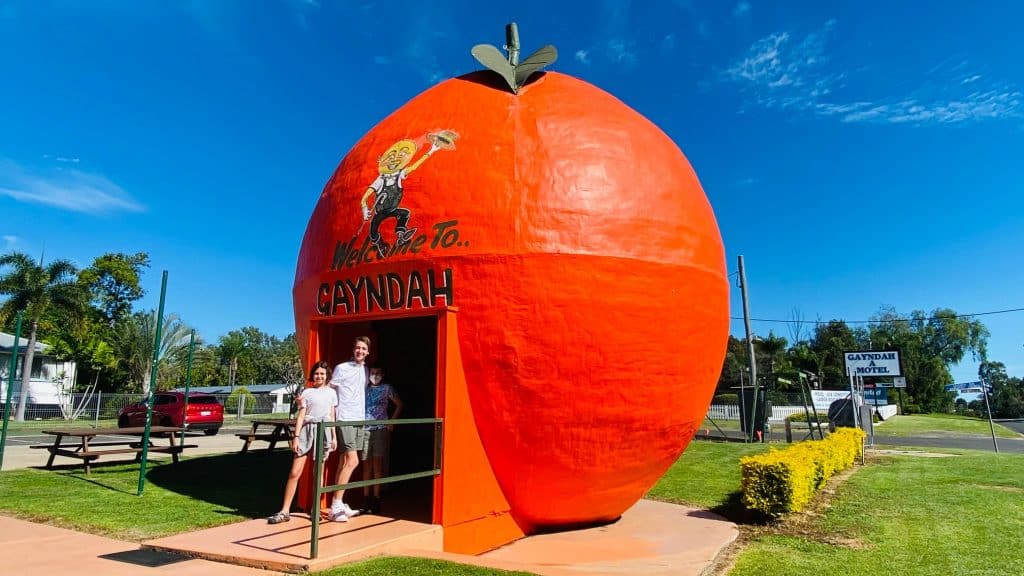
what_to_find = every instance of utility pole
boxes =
[738,256,759,442]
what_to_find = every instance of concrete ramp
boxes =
[143,513,442,573]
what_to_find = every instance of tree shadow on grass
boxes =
[146,451,293,517]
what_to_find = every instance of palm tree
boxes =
[0,252,81,421]
[113,310,191,395]
[218,333,247,391]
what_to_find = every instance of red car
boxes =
[118,392,224,435]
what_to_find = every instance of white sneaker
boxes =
[343,503,361,518]
[329,505,348,522]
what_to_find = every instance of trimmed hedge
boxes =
[739,427,866,518]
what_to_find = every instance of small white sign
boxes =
[810,390,855,410]
[893,377,907,388]
[844,350,902,376]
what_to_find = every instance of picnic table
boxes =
[236,419,296,453]
[32,426,196,474]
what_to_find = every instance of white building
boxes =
[0,331,77,408]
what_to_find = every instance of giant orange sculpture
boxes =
[293,26,728,552]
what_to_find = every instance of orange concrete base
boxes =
[143,513,442,573]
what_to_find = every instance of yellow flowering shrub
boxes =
[740,426,866,518]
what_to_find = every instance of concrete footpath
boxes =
[0,515,282,575]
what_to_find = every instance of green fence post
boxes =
[179,330,196,447]
[0,312,24,470]
[311,421,324,559]
[138,271,169,496]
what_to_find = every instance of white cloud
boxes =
[733,1,751,18]
[2,235,17,250]
[575,49,590,65]
[723,20,1021,125]
[0,160,144,215]
[724,20,838,107]
[55,156,80,163]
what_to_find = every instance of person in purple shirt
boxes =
[361,366,402,514]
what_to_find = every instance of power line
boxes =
[729,307,1024,325]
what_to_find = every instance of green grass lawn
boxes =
[874,413,1020,438]
[0,451,290,539]
[701,418,743,432]
[646,440,770,510]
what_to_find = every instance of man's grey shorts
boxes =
[339,425,366,452]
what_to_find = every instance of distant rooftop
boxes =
[0,331,49,354]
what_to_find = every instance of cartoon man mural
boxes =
[360,130,457,257]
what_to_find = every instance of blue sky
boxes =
[1,1,1022,381]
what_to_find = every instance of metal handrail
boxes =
[309,418,443,559]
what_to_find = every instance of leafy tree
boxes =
[268,334,304,388]
[808,320,863,389]
[716,335,749,392]
[77,252,150,325]
[47,313,117,392]
[216,327,303,388]
[218,331,247,389]
[0,252,81,421]
[869,308,988,412]
[184,345,226,387]
[758,331,789,379]
[980,360,1024,418]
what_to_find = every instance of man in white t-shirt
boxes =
[328,336,371,522]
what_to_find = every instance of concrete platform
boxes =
[144,512,443,573]
[141,499,736,575]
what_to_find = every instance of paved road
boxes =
[871,434,1024,453]
[996,419,1024,435]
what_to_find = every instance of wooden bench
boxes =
[237,419,296,453]
[35,426,194,474]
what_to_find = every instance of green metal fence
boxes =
[308,417,443,559]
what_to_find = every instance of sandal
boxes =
[267,512,290,524]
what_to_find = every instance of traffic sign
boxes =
[893,377,907,388]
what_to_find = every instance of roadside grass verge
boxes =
[874,414,1019,438]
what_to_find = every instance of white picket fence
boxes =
[706,403,819,422]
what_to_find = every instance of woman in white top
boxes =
[267,360,338,524]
